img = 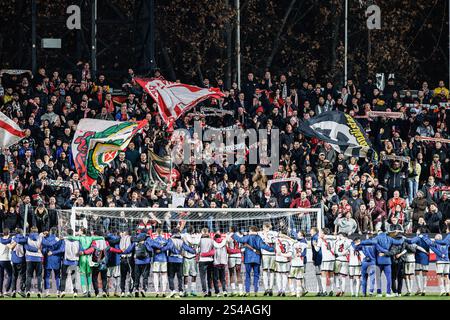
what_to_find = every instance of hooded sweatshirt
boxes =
[212,236,228,266]
[151,235,169,263]
[0,237,11,261]
[162,234,195,264]
[198,234,214,263]
[25,233,44,262]
[0,235,27,264]
[41,234,64,269]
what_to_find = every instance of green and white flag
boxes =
[71,119,147,190]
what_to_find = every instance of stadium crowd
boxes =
[0,63,449,298]
[0,64,449,234]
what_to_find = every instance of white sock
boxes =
[321,276,327,292]
[405,278,410,293]
[238,284,243,293]
[416,274,422,292]
[115,277,120,293]
[191,281,196,293]
[329,276,334,292]
[296,281,301,294]
[301,278,306,292]
[446,280,449,293]
[276,273,282,292]
[439,278,445,294]
[316,274,323,293]
[231,283,236,292]
[422,275,427,292]
[350,279,354,295]
[341,277,346,293]
[282,274,288,292]
[289,281,295,293]
[334,276,339,291]
[184,284,189,291]
[262,271,269,290]
[269,272,275,290]
[355,278,360,296]
[153,274,159,292]
[162,274,167,292]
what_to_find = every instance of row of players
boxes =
[0,222,449,298]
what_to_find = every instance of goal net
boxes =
[67,207,323,237]
[63,207,323,293]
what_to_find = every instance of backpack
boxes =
[135,242,149,260]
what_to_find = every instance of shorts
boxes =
[415,264,429,272]
[436,262,450,275]
[348,266,361,277]
[321,261,335,272]
[107,266,120,278]
[262,255,276,271]
[404,262,415,275]
[314,265,321,275]
[275,261,290,273]
[289,266,305,279]
[153,262,168,273]
[334,260,349,275]
[183,258,198,277]
[228,257,242,269]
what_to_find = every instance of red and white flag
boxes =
[136,78,225,127]
[0,111,26,147]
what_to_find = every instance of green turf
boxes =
[1,293,448,300]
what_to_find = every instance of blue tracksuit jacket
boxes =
[361,232,404,265]
[406,235,430,265]
[311,233,322,266]
[424,237,449,262]
[106,234,121,267]
[41,234,64,270]
[151,235,169,263]
[24,233,43,263]
[1,235,28,264]
[162,236,195,263]
[233,233,274,264]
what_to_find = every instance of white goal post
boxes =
[65,206,324,237]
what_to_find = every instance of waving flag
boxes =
[135,78,224,127]
[299,111,376,159]
[148,150,180,188]
[0,111,26,147]
[72,119,147,190]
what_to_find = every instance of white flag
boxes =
[0,111,26,147]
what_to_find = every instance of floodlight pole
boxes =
[344,0,348,86]
[31,0,37,74]
[236,0,241,90]
[91,0,97,75]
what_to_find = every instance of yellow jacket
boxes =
[433,86,449,98]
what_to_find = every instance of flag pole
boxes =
[168,139,174,207]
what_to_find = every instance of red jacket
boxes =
[290,198,311,208]
[83,240,122,255]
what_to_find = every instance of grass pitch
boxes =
[1,293,448,300]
